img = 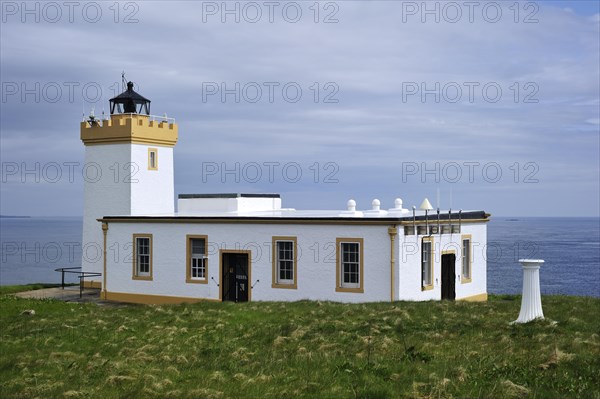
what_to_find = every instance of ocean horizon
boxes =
[1,216,598,297]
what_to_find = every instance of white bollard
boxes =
[514,259,545,323]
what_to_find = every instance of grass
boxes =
[0,284,76,296]
[0,293,598,398]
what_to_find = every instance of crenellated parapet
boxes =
[81,114,178,147]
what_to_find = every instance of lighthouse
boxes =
[79,81,178,288]
[74,80,489,305]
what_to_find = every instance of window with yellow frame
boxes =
[421,237,434,290]
[272,236,297,289]
[336,238,364,293]
[461,234,472,283]
[148,148,158,170]
[132,234,153,281]
[186,235,208,284]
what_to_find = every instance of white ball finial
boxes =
[372,199,380,211]
[347,199,356,212]
[394,198,403,209]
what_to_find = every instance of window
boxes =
[272,237,297,289]
[132,234,152,280]
[148,148,158,170]
[336,238,364,293]
[186,235,208,284]
[276,241,294,282]
[461,235,472,283]
[341,243,359,286]
[421,237,433,290]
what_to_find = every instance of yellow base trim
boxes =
[458,293,488,302]
[105,291,219,305]
[83,281,102,289]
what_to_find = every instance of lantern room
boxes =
[109,81,151,115]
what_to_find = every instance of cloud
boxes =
[1,1,598,216]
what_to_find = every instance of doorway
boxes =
[221,251,251,302]
[441,253,456,300]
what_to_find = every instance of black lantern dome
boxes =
[109,81,151,115]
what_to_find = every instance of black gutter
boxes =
[101,211,490,222]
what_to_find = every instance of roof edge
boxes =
[178,193,281,199]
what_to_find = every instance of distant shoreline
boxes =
[0,215,30,219]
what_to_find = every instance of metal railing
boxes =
[404,225,461,235]
[54,267,102,298]
[111,113,176,123]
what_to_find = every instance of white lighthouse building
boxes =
[80,82,490,304]
[80,82,177,287]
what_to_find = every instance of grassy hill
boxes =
[0,292,598,398]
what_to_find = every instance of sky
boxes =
[1,0,599,217]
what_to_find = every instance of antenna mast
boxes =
[121,71,127,92]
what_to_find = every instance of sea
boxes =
[0,217,599,297]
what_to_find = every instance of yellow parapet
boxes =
[81,114,178,147]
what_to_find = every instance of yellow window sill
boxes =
[336,287,364,294]
[186,278,208,284]
[272,283,298,289]
[132,276,153,281]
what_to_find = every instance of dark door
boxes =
[222,253,249,302]
[441,254,456,300]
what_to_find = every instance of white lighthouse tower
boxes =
[79,81,178,289]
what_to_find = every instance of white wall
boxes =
[102,220,487,303]
[177,197,281,214]
[397,223,487,301]
[104,222,391,303]
[81,144,131,278]
[456,223,487,300]
[130,144,174,215]
[81,143,174,278]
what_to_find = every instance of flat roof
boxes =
[178,193,280,199]
[100,210,490,223]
